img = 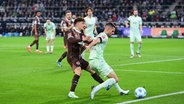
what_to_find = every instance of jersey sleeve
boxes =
[60,20,67,31]
[127,16,131,22]
[95,17,97,24]
[32,18,37,27]
[44,23,46,28]
[52,23,56,29]
[84,17,87,22]
[96,33,108,43]
[34,19,37,25]
[62,21,67,29]
[139,17,142,25]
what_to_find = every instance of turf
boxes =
[0,37,184,104]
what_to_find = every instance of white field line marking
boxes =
[117,91,184,104]
[112,58,184,67]
[116,69,184,75]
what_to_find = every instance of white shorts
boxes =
[46,34,55,40]
[130,34,142,42]
[89,59,113,77]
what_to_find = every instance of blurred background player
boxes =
[84,7,98,40]
[27,10,42,53]
[56,10,73,67]
[66,18,104,98]
[82,7,98,58]
[44,18,56,54]
[125,8,143,58]
[86,23,129,99]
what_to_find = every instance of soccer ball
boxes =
[134,87,146,98]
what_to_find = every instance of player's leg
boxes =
[136,35,142,58]
[90,61,116,99]
[81,59,104,84]
[91,62,129,99]
[130,34,135,58]
[27,31,35,52]
[35,34,42,53]
[91,78,116,99]
[46,38,50,53]
[56,36,67,66]
[56,51,67,67]
[107,71,129,95]
[68,59,82,98]
[49,34,55,53]
[50,39,54,53]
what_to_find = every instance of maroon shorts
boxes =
[67,57,89,71]
[32,30,40,37]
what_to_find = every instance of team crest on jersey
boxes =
[101,35,105,39]
[76,61,80,65]
[68,33,72,37]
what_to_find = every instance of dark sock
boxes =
[30,40,36,47]
[70,74,80,92]
[91,72,104,83]
[36,40,39,49]
[58,51,67,62]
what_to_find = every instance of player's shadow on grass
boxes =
[40,95,120,104]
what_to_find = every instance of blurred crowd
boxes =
[0,0,184,36]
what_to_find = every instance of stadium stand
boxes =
[0,0,184,37]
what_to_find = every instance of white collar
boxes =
[74,27,81,33]
[65,18,71,22]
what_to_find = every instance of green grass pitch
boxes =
[0,37,184,104]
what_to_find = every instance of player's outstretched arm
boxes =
[86,37,100,51]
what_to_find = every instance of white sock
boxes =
[93,78,116,94]
[130,44,134,55]
[69,91,74,94]
[46,46,49,52]
[51,45,54,52]
[137,43,142,53]
[114,83,123,93]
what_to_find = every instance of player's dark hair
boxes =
[65,10,71,14]
[86,7,92,13]
[36,10,41,13]
[74,18,85,25]
[105,22,116,28]
[46,18,50,21]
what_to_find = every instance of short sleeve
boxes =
[52,23,56,29]
[44,23,46,28]
[94,17,97,24]
[62,22,67,29]
[127,16,131,22]
[97,33,108,43]
[139,17,142,25]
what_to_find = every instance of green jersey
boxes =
[127,15,142,35]
[89,32,108,60]
[44,22,56,35]
[84,16,96,39]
